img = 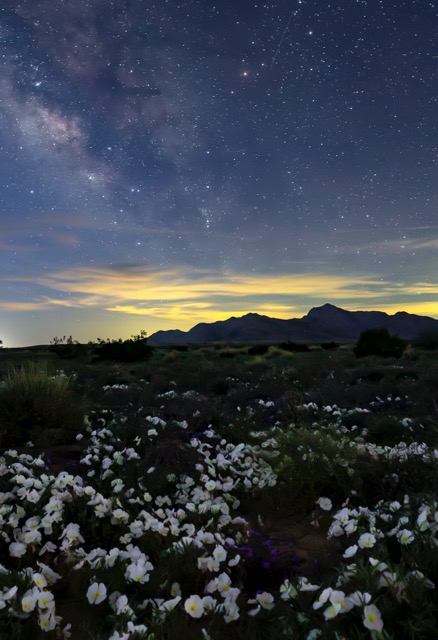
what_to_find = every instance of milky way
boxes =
[0,1,436,346]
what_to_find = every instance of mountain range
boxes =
[148,304,438,345]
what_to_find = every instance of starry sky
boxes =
[1,0,436,347]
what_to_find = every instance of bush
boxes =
[319,342,339,350]
[414,329,438,350]
[278,341,310,353]
[0,362,87,446]
[49,335,89,359]
[247,344,270,356]
[274,428,356,511]
[92,332,154,363]
[354,328,406,358]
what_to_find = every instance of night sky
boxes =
[1,0,436,347]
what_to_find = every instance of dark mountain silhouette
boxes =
[148,304,438,345]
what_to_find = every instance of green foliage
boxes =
[0,362,86,446]
[414,328,438,350]
[92,330,154,363]
[274,428,356,511]
[354,328,406,358]
[50,335,90,359]
[278,341,310,353]
[319,342,339,350]
[248,344,270,356]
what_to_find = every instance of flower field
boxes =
[0,343,437,638]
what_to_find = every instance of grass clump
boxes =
[0,362,86,446]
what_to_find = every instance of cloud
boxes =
[1,264,436,321]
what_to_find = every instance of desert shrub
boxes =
[395,369,418,381]
[0,362,87,446]
[274,428,356,511]
[49,336,90,360]
[92,332,154,363]
[350,369,384,384]
[319,342,339,350]
[414,329,438,350]
[278,341,310,353]
[248,344,270,356]
[210,379,230,395]
[354,328,406,358]
[220,350,237,359]
[364,415,414,446]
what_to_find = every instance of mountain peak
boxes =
[306,303,345,318]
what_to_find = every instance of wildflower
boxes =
[160,596,181,612]
[280,579,298,600]
[363,604,384,631]
[316,497,333,511]
[127,621,148,635]
[407,570,435,589]
[86,582,107,605]
[397,528,414,545]
[256,591,275,610]
[334,507,352,523]
[216,572,232,595]
[94,502,109,517]
[344,520,358,534]
[125,559,153,583]
[369,557,388,572]
[202,595,217,612]
[26,489,41,503]
[213,544,227,563]
[23,529,42,545]
[184,594,205,618]
[22,592,37,613]
[306,631,322,639]
[313,587,332,610]
[115,594,130,615]
[36,562,61,585]
[38,610,57,631]
[1,586,17,602]
[206,556,220,572]
[60,523,84,547]
[299,577,320,591]
[228,554,241,567]
[37,591,55,610]
[323,604,340,619]
[358,532,376,549]
[223,601,240,622]
[329,590,353,613]
[343,544,358,558]
[109,632,129,640]
[9,542,27,557]
[111,508,129,524]
[347,591,372,607]
[129,520,144,537]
